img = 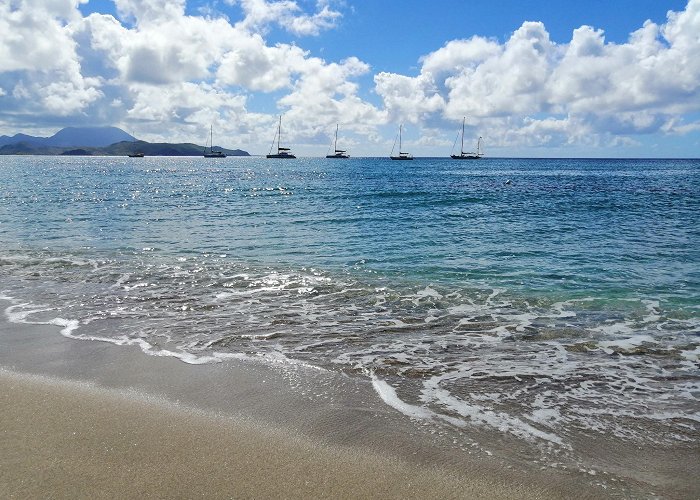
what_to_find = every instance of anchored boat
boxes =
[267,116,296,159]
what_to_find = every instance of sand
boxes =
[0,317,620,499]
[1,369,556,499]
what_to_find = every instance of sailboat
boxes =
[326,124,349,158]
[390,124,413,160]
[203,125,226,158]
[451,117,483,159]
[267,116,296,159]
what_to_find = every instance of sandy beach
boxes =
[1,369,547,499]
[0,318,615,499]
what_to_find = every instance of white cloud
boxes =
[278,56,382,138]
[113,0,186,24]
[217,34,309,91]
[56,0,371,151]
[233,0,341,36]
[375,1,700,149]
[0,0,102,115]
[374,71,445,124]
[0,0,698,155]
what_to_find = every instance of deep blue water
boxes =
[1,155,698,454]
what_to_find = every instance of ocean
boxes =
[1,155,698,487]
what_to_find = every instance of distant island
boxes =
[0,126,250,156]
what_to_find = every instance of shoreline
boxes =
[1,369,516,499]
[0,317,615,499]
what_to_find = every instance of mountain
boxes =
[0,140,249,156]
[0,126,136,148]
[103,140,249,156]
[0,133,43,147]
[47,127,136,147]
[0,127,249,156]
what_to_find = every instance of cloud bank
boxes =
[375,1,700,149]
[0,0,698,154]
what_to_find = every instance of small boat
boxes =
[390,124,413,160]
[203,125,226,158]
[267,116,296,159]
[326,124,349,158]
[450,117,483,159]
[128,152,144,157]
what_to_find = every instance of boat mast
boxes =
[399,124,402,153]
[334,124,339,151]
[461,117,465,155]
[210,124,213,153]
[278,116,282,153]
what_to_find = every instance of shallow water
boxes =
[1,155,698,484]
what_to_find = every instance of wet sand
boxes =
[1,369,550,499]
[0,318,628,498]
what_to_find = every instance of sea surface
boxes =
[1,155,698,482]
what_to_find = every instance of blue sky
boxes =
[1,0,698,157]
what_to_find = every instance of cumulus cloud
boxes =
[0,0,698,154]
[375,0,700,148]
[0,0,371,147]
[113,0,186,24]
[278,56,383,138]
[233,0,341,36]
[0,0,102,115]
[217,34,309,91]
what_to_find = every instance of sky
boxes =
[1,0,699,157]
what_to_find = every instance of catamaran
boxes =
[203,125,226,158]
[451,117,483,159]
[390,124,413,160]
[326,124,349,158]
[267,116,296,159]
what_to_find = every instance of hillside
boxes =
[0,127,136,148]
[0,127,250,156]
[104,141,249,156]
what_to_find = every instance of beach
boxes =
[1,156,698,498]
[2,371,489,499]
[0,319,613,500]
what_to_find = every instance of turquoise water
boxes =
[1,155,698,454]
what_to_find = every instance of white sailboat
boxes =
[267,116,296,159]
[451,117,483,159]
[390,124,413,160]
[326,124,349,158]
[203,124,226,158]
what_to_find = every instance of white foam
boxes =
[112,273,131,289]
[239,332,280,340]
[549,301,577,318]
[592,321,635,337]
[680,346,700,363]
[598,334,657,354]
[421,374,566,446]
[5,303,53,323]
[412,286,443,305]
[370,374,434,420]
[49,317,81,337]
[641,299,661,324]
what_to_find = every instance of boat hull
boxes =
[326,153,350,159]
[450,154,480,159]
[204,153,227,158]
[266,153,296,159]
[390,156,413,160]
